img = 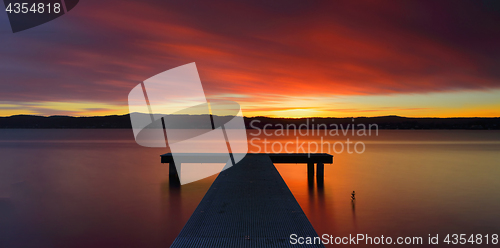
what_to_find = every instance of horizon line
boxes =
[1,114,499,119]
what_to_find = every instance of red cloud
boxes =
[0,0,499,115]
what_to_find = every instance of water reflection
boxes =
[0,129,500,247]
[351,199,357,229]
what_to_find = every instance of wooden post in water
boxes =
[307,162,315,185]
[169,162,180,186]
[316,162,324,187]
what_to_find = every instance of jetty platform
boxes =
[161,153,333,247]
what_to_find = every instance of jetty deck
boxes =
[164,153,332,247]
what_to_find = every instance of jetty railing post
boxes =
[316,162,324,187]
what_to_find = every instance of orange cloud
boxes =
[0,0,499,117]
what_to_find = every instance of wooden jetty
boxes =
[160,153,333,247]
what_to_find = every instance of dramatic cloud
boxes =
[0,0,499,116]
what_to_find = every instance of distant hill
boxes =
[0,114,499,129]
[0,115,131,128]
[247,116,500,130]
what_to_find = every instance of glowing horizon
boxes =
[1,88,499,118]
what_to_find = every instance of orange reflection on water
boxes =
[1,130,500,247]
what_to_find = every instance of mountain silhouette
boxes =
[0,114,499,129]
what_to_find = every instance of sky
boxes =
[0,0,499,118]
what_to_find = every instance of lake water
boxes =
[0,129,499,247]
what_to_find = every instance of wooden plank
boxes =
[161,153,333,164]
[267,153,333,164]
[170,154,324,247]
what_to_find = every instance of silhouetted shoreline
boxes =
[0,114,499,129]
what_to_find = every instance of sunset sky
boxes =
[0,0,499,118]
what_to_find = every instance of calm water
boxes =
[0,129,499,247]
